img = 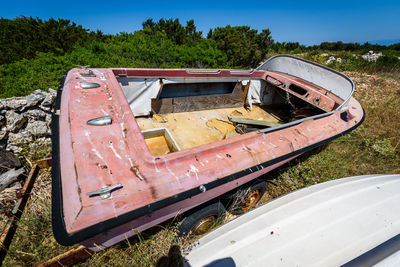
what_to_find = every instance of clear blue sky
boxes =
[1,0,399,45]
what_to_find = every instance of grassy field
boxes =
[2,71,400,266]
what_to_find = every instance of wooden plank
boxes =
[34,246,94,267]
[137,105,281,151]
[0,168,25,191]
[242,81,251,102]
[33,158,52,169]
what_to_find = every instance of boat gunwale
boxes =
[114,70,344,162]
[257,54,355,110]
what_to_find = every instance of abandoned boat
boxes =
[51,55,364,249]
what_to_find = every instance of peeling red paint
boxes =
[57,67,364,249]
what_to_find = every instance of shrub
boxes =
[0,32,227,98]
[0,16,104,65]
[375,55,400,73]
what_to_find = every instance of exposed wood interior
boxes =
[144,135,172,156]
[141,128,180,156]
[136,105,285,155]
[130,79,328,156]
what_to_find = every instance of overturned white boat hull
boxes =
[184,175,400,267]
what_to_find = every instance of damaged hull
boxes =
[52,55,364,249]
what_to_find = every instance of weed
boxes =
[372,138,398,158]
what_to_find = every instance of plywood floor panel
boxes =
[136,105,281,152]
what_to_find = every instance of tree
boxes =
[184,19,202,44]
[0,16,103,65]
[142,18,202,45]
[207,25,274,67]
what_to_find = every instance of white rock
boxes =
[27,137,52,152]
[8,131,32,144]
[362,51,382,62]
[0,147,20,170]
[24,108,47,120]
[0,130,7,140]
[6,144,22,154]
[326,56,336,64]
[45,113,52,127]
[25,120,49,137]
[25,89,47,109]
[0,97,27,111]
[0,114,4,126]
[7,131,33,153]
[33,137,51,146]
[7,131,51,153]
[41,88,57,107]
[336,58,342,63]
[40,106,51,112]
[5,110,27,133]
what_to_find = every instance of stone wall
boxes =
[0,89,56,153]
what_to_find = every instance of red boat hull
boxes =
[52,60,364,249]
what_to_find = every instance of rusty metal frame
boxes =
[0,159,44,263]
[0,160,43,264]
[0,157,95,266]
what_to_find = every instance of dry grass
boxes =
[0,140,52,234]
[2,168,76,266]
[2,72,400,266]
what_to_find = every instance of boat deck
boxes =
[136,105,283,155]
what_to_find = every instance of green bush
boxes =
[0,31,227,98]
[208,26,273,67]
[1,16,400,98]
[375,55,400,72]
[0,16,104,65]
